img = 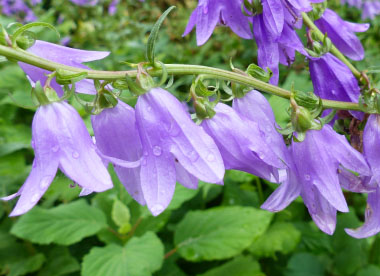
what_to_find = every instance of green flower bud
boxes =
[292,106,313,132]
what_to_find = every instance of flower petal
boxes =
[175,161,198,189]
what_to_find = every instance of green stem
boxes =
[0,44,363,112]
[301,12,362,80]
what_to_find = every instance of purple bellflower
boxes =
[91,100,145,205]
[135,88,225,215]
[344,115,380,238]
[19,40,110,97]
[295,126,369,234]
[232,90,298,211]
[1,101,113,216]
[341,0,380,20]
[201,102,286,182]
[183,0,253,46]
[315,9,369,61]
[309,53,363,119]
[69,0,98,6]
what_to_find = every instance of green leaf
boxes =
[7,253,45,276]
[0,123,31,157]
[174,206,273,261]
[285,253,325,276]
[82,232,164,276]
[199,256,263,276]
[11,200,107,245]
[167,184,199,210]
[146,6,176,65]
[111,199,132,234]
[249,222,301,258]
[37,247,79,276]
[356,265,380,276]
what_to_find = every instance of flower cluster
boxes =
[2,1,380,240]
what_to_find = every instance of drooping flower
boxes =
[69,0,98,6]
[135,87,225,215]
[1,101,113,216]
[19,40,110,96]
[183,0,253,46]
[341,0,380,20]
[309,52,363,119]
[263,124,370,234]
[344,114,380,238]
[91,100,145,205]
[294,125,370,234]
[201,102,287,182]
[315,9,369,61]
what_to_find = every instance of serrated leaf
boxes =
[82,232,164,276]
[111,199,131,234]
[198,256,263,276]
[174,206,273,261]
[249,222,301,258]
[11,200,107,245]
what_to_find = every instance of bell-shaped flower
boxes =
[135,88,225,215]
[1,101,113,216]
[19,40,109,96]
[290,125,370,234]
[345,114,380,238]
[315,9,369,61]
[201,102,286,182]
[91,100,145,205]
[183,0,253,46]
[232,90,299,211]
[309,52,363,119]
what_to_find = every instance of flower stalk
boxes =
[0,44,363,112]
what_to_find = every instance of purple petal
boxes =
[175,161,199,189]
[91,101,145,205]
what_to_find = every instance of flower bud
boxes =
[291,106,313,132]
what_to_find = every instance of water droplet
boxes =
[203,5,208,14]
[331,89,337,95]
[304,174,311,181]
[258,152,265,160]
[187,150,199,162]
[207,153,215,162]
[72,151,79,159]
[141,157,147,166]
[30,193,40,203]
[153,146,162,156]
[150,204,164,216]
[39,176,52,189]
[167,122,181,137]
[312,180,319,186]
[51,145,59,152]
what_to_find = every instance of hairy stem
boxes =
[0,44,363,112]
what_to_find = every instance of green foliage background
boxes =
[1,0,380,275]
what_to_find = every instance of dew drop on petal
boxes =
[331,89,337,95]
[51,145,59,153]
[72,151,79,159]
[203,5,208,14]
[304,174,311,181]
[30,193,40,204]
[187,150,199,162]
[207,153,215,162]
[153,146,162,156]
[39,176,52,189]
[168,122,181,137]
[258,152,265,160]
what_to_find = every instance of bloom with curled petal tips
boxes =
[344,114,380,238]
[290,125,370,234]
[91,100,145,205]
[1,101,113,216]
[19,40,109,96]
[315,8,369,61]
[201,102,287,182]
[135,88,225,216]
[183,0,253,46]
